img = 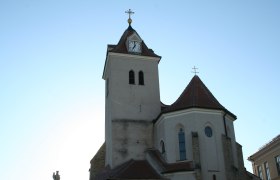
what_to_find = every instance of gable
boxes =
[127,32,142,42]
[107,25,161,58]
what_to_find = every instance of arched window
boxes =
[178,128,186,160]
[129,70,135,84]
[139,71,144,85]
[160,140,165,157]
[205,126,213,137]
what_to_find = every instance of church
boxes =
[89,10,258,180]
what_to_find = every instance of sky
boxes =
[0,1,280,180]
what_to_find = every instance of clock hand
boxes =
[133,41,136,49]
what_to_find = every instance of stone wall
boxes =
[222,135,237,180]
[236,142,247,179]
[111,119,153,168]
[192,132,201,180]
[222,135,255,180]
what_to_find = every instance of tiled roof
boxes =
[147,149,194,174]
[95,160,162,180]
[160,102,169,111]
[90,143,106,180]
[109,25,161,58]
[94,149,195,180]
[248,134,280,161]
[246,171,261,180]
[161,75,236,118]
[258,134,280,151]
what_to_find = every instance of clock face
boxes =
[128,41,141,53]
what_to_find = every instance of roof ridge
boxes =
[110,159,134,178]
[192,75,196,106]
[258,134,280,151]
[197,76,225,108]
[168,76,195,108]
[160,75,236,119]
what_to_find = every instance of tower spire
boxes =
[125,9,134,25]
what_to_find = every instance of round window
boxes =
[205,126,213,137]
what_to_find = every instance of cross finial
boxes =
[53,171,60,180]
[125,9,134,25]
[192,66,199,75]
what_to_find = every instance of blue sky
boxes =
[0,1,280,180]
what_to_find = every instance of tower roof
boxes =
[108,25,161,58]
[161,75,236,118]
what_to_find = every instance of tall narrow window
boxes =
[129,70,135,84]
[264,162,271,180]
[258,166,263,180]
[205,126,213,137]
[178,128,186,160]
[106,79,109,97]
[212,175,216,180]
[139,71,144,85]
[276,155,280,175]
[160,140,165,158]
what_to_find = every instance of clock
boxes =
[128,40,141,53]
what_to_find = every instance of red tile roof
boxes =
[94,151,194,180]
[95,160,162,180]
[161,75,236,119]
[109,25,161,58]
[147,149,194,174]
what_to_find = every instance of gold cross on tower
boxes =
[192,66,199,75]
[125,9,134,25]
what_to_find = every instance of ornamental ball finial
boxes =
[128,18,132,25]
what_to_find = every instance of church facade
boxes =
[89,15,257,180]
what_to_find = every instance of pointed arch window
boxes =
[205,126,213,137]
[178,128,186,160]
[139,71,144,85]
[129,70,135,84]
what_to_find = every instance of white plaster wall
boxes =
[105,93,112,166]
[104,53,161,167]
[154,108,237,180]
[107,53,161,121]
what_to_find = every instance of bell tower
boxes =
[102,10,161,168]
